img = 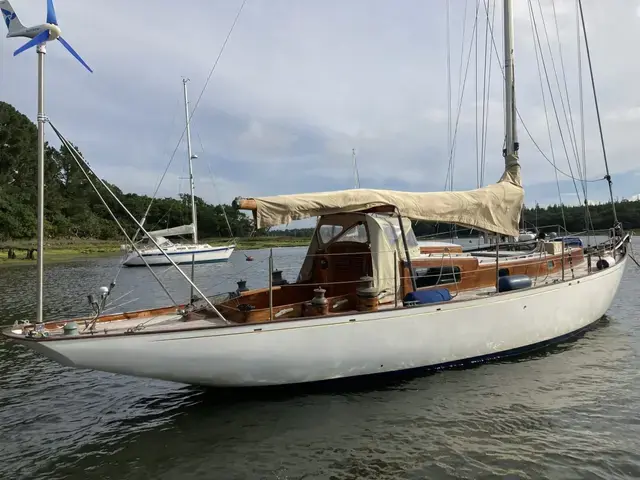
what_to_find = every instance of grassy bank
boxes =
[0,239,122,266]
[206,236,311,250]
[0,236,311,267]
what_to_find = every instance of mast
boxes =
[182,78,198,301]
[182,78,198,242]
[35,44,46,324]
[351,148,360,188]
[503,0,518,156]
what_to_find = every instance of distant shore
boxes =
[0,236,312,267]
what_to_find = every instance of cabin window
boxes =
[498,268,510,277]
[405,229,419,248]
[318,225,344,243]
[547,260,554,268]
[318,223,368,244]
[414,265,461,288]
[380,222,400,245]
[335,223,368,243]
[378,218,419,248]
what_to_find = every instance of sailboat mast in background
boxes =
[182,78,199,300]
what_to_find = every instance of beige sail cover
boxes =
[244,155,524,237]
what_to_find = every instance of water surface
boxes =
[1,242,639,479]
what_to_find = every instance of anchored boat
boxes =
[2,203,627,387]
[121,79,235,268]
[1,0,629,388]
[121,224,234,267]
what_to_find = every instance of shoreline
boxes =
[0,237,312,267]
[1,229,623,267]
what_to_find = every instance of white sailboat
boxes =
[120,224,235,266]
[122,78,235,267]
[2,0,630,388]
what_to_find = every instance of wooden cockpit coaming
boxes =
[403,247,584,295]
[419,244,463,255]
[209,246,586,325]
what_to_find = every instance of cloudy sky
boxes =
[2,0,640,216]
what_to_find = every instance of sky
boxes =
[2,0,640,227]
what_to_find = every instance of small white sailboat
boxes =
[122,78,235,267]
[1,0,631,389]
[120,224,235,266]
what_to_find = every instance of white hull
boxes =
[517,233,537,242]
[122,244,234,266]
[17,256,626,387]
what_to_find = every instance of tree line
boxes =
[0,101,252,241]
[1,100,637,242]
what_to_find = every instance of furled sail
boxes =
[146,224,195,238]
[234,155,524,237]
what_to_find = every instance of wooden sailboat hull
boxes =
[8,255,626,388]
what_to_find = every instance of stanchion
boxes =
[268,248,274,321]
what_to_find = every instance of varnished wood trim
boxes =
[419,245,463,254]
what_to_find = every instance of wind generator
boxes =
[1,0,92,324]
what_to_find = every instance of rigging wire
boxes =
[441,2,480,241]
[475,0,479,189]
[550,1,584,185]
[453,0,471,190]
[577,0,619,226]
[527,0,567,232]
[456,0,471,107]
[537,0,583,180]
[575,0,595,246]
[541,0,595,243]
[48,121,179,307]
[49,120,228,320]
[443,4,480,191]
[479,0,496,188]
[132,0,248,239]
[445,0,452,191]
[482,1,602,186]
[576,0,587,187]
[352,148,361,189]
[516,112,603,183]
[85,84,185,284]
[130,90,190,242]
[529,2,583,206]
[194,129,235,239]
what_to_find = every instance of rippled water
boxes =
[1,242,639,479]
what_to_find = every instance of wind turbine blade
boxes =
[57,36,92,73]
[46,0,58,25]
[13,30,50,56]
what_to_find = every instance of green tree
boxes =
[0,101,253,241]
